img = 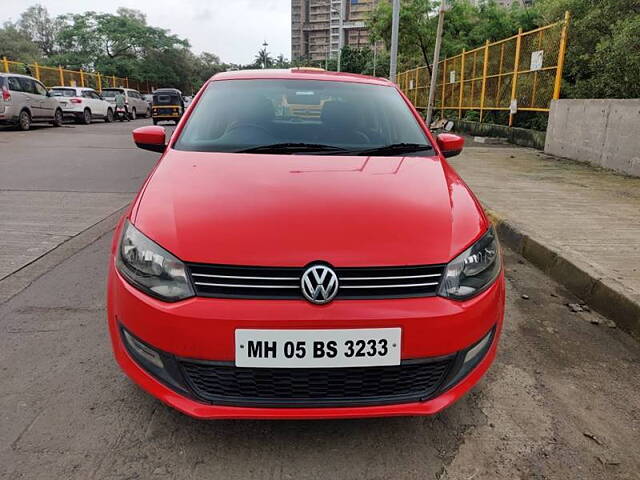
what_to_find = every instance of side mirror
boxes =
[436,133,464,158]
[133,126,166,153]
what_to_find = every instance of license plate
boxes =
[235,328,401,368]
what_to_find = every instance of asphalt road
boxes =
[1,122,639,479]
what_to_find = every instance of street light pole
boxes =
[389,0,400,83]
[337,0,344,72]
[426,0,446,127]
[262,40,269,69]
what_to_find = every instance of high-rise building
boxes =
[291,0,380,62]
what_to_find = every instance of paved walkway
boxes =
[450,140,640,337]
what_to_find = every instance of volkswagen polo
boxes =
[107,69,505,419]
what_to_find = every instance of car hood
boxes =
[133,151,487,267]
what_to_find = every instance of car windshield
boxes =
[51,88,76,97]
[101,89,123,98]
[174,79,430,155]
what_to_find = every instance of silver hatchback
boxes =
[0,73,64,130]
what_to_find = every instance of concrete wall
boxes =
[453,120,546,150]
[545,99,640,177]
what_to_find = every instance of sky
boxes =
[2,0,291,65]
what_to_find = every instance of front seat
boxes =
[317,101,369,145]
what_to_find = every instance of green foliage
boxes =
[0,22,43,63]
[535,0,640,99]
[368,0,539,71]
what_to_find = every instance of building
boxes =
[291,0,380,62]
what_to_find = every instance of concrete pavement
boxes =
[0,120,160,295]
[450,142,640,339]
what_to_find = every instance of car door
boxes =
[7,76,29,116]
[91,90,108,116]
[17,78,43,119]
[81,89,100,117]
[33,79,55,119]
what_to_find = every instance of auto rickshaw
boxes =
[151,88,185,125]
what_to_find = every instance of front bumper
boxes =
[107,250,505,419]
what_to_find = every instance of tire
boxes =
[152,119,158,125]
[82,108,92,125]
[105,108,113,123]
[18,110,31,131]
[53,109,64,127]
[130,108,137,121]
[146,108,151,118]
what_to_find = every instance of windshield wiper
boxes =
[350,143,434,156]
[235,143,349,154]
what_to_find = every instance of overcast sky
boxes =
[2,0,291,65]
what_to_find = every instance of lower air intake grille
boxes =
[187,264,445,300]
[179,358,454,407]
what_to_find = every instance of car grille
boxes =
[187,264,445,300]
[179,358,454,407]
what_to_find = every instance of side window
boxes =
[8,77,22,92]
[33,81,47,96]
[82,91,92,98]
[18,78,35,94]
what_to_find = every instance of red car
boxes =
[107,69,505,419]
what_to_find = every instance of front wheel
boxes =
[152,118,158,125]
[130,108,137,121]
[105,108,113,123]
[145,107,151,118]
[52,109,63,127]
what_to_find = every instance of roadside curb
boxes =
[0,207,126,305]
[487,209,640,341]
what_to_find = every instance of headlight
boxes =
[438,226,501,300]
[116,221,194,302]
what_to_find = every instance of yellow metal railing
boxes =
[1,58,151,93]
[397,12,570,125]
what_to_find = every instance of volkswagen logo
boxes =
[301,265,339,305]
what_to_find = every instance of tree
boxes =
[534,0,640,99]
[368,0,539,71]
[0,22,43,62]
[17,5,63,57]
[254,47,274,69]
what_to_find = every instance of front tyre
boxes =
[130,108,137,121]
[52,109,63,127]
[105,108,114,123]
[152,118,158,125]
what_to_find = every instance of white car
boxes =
[101,88,150,120]
[51,86,114,124]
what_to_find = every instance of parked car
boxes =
[101,87,150,120]
[108,69,504,420]
[0,73,64,131]
[142,94,153,110]
[50,86,113,124]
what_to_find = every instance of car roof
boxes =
[153,88,182,94]
[0,73,38,80]
[210,68,394,87]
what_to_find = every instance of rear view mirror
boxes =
[436,133,464,158]
[133,126,166,153]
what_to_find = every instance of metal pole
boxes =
[389,0,400,82]
[373,43,377,76]
[337,0,344,72]
[425,0,446,126]
[553,11,570,100]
